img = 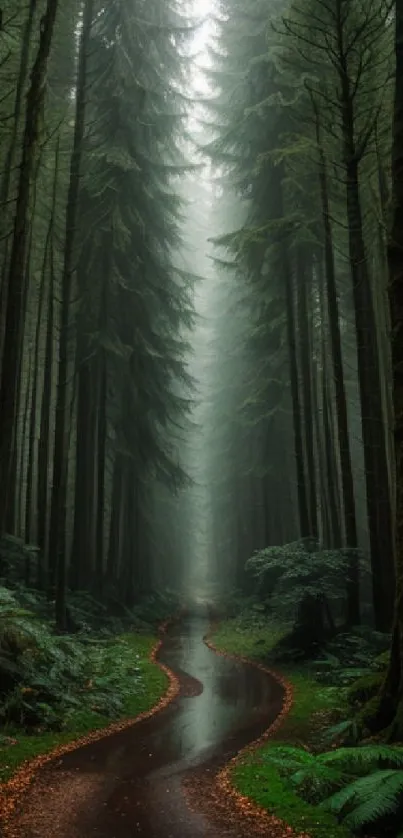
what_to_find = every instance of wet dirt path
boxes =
[5,611,284,838]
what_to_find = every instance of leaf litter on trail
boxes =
[183,629,309,838]
[0,618,180,838]
[1,616,305,838]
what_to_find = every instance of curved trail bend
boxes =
[5,610,284,838]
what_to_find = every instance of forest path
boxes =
[5,610,284,838]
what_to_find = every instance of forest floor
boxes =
[2,606,395,838]
[0,610,291,838]
[0,631,169,784]
[211,614,351,838]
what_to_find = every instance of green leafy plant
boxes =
[246,539,364,616]
[245,540,367,653]
[0,586,149,731]
[327,769,403,829]
[261,744,403,832]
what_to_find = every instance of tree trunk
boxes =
[375,125,394,505]
[0,0,38,306]
[314,108,360,623]
[26,138,60,546]
[37,238,55,588]
[70,353,94,590]
[296,249,318,539]
[374,0,403,738]
[95,347,107,596]
[345,156,394,629]
[0,0,60,533]
[276,171,310,538]
[19,351,33,551]
[106,455,123,591]
[49,0,92,629]
[320,302,342,548]
[335,9,394,631]
[123,467,136,607]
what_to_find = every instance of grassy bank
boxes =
[212,615,351,838]
[0,631,168,783]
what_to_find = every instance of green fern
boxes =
[326,769,403,828]
[323,718,362,746]
[262,745,353,803]
[319,745,403,771]
[262,744,403,828]
[261,744,315,770]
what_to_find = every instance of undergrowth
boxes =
[0,632,167,782]
[0,568,179,782]
[212,606,401,838]
[212,606,291,660]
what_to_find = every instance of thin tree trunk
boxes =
[70,354,94,589]
[313,104,360,624]
[276,171,310,537]
[26,139,60,545]
[49,0,92,630]
[19,350,33,548]
[106,455,123,591]
[0,0,38,305]
[95,348,107,596]
[8,148,43,537]
[37,227,56,589]
[375,125,394,501]
[296,249,318,539]
[318,265,343,548]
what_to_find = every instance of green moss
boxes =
[0,632,167,783]
[212,615,290,660]
[212,617,351,838]
[373,650,390,668]
[232,762,350,838]
[347,672,384,706]
[355,694,382,729]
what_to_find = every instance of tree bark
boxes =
[26,138,60,546]
[49,0,92,629]
[276,171,310,538]
[336,2,394,631]
[0,0,60,533]
[314,113,360,622]
[375,0,403,738]
[296,248,318,539]
[0,0,38,306]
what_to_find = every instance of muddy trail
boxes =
[4,609,284,838]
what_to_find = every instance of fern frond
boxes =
[320,745,403,770]
[290,764,347,796]
[326,769,403,827]
[261,744,315,772]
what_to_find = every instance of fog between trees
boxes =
[0,0,402,736]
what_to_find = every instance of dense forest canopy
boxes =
[0,0,403,768]
[200,0,403,737]
[0,0,198,624]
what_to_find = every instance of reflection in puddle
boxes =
[155,614,274,766]
[15,612,283,838]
